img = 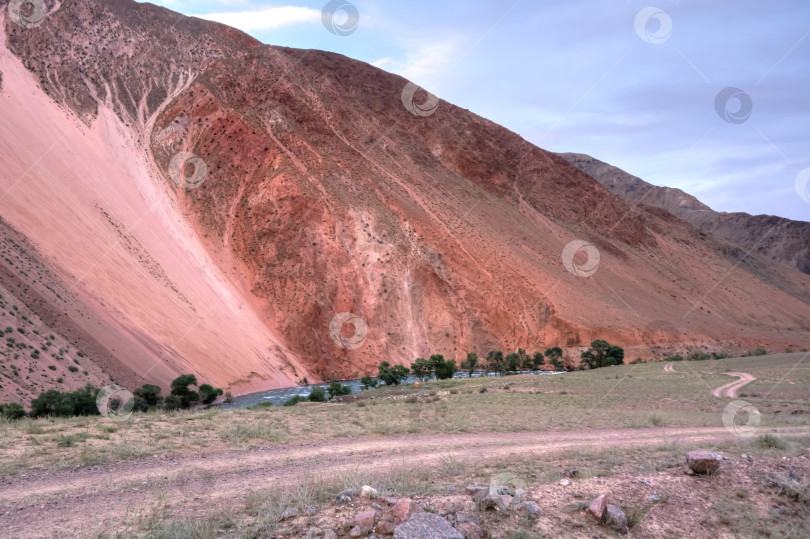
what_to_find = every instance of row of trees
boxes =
[0,375,225,420]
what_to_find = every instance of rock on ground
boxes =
[686,450,724,474]
[587,494,607,521]
[393,513,465,539]
[603,504,629,535]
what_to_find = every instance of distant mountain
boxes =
[560,153,810,275]
[0,0,808,401]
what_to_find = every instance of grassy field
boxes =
[1,352,808,476]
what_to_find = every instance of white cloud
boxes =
[371,57,393,68]
[397,36,464,84]
[193,6,321,32]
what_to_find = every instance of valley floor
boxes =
[1,353,809,537]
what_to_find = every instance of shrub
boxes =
[431,354,457,380]
[224,391,233,403]
[133,384,163,411]
[755,434,786,449]
[360,375,378,390]
[29,384,100,418]
[170,374,200,408]
[410,358,432,381]
[664,355,684,362]
[308,386,327,402]
[478,387,487,393]
[48,365,56,371]
[163,394,182,411]
[0,402,26,420]
[327,382,351,399]
[378,361,410,386]
[68,366,78,372]
[753,346,768,356]
[199,384,224,405]
[687,350,710,361]
[284,395,307,406]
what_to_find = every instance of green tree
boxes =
[133,384,162,411]
[170,374,200,408]
[410,358,432,381]
[531,351,545,370]
[581,340,624,369]
[461,352,478,377]
[505,352,520,373]
[163,394,182,411]
[486,350,506,375]
[430,354,457,380]
[0,402,26,420]
[308,386,327,402]
[517,348,531,370]
[327,382,351,398]
[199,384,224,405]
[544,347,565,371]
[378,361,410,385]
[360,375,378,390]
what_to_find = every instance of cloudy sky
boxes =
[147,0,810,220]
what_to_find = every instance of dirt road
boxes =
[711,372,757,398]
[664,362,676,373]
[1,425,807,538]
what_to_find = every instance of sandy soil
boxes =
[711,372,757,398]
[1,425,807,538]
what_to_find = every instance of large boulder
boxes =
[686,450,724,474]
[349,510,375,537]
[393,513,465,539]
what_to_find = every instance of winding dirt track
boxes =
[711,372,757,398]
[2,425,808,538]
[664,363,676,373]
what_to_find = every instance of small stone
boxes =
[456,511,480,524]
[559,478,571,486]
[587,495,607,521]
[280,507,299,520]
[524,501,541,519]
[455,522,485,539]
[372,502,382,510]
[465,486,489,497]
[639,478,651,486]
[361,485,379,499]
[463,501,477,512]
[351,510,376,535]
[381,496,399,506]
[686,450,724,474]
[304,505,317,516]
[394,498,424,525]
[323,530,338,539]
[603,504,628,534]
[393,513,464,539]
[650,494,661,502]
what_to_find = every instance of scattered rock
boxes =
[336,488,354,505]
[465,486,489,497]
[350,510,376,537]
[304,505,317,516]
[381,496,399,506]
[393,498,424,525]
[524,501,541,519]
[393,513,465,539]
[463,501,477,512]
[639,478,651,486]
[361,485,379,499]
[559,478,571,486]
[280,507,299,520]
[455,511,480,524]
[455,522,485,539]
[686,450,724,474]
[603,504,628,534]
[372,502,382,511]
[323,529,338,539]
[650,494,661,502]
[587,495,607,521]
[375,520,396,535]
